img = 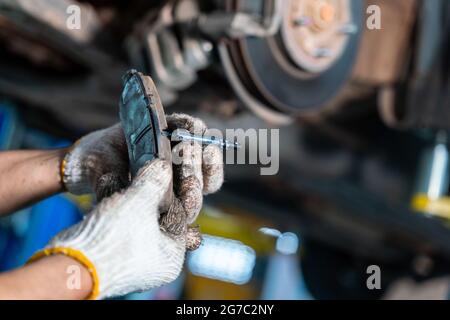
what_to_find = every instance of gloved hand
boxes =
[32,114,223,299]
[162,113,224,229]
[62,114,223,204]
[62,123,129,200]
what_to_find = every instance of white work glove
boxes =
[33,114,223,299]
[62,114,223,203]
[61,123,129,200]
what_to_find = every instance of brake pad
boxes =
[119,70,173,211]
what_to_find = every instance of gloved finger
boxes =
[68,123,129,200]
[186,226,202,251]
[159,198,187,237]
[133,159,172,204]
[166,113,207,136]
[94,172,129,201]
[202,144,224,194]
[88,154,129,201]
[108,123,127,146]
[172,141,203,224]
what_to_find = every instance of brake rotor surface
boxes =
[221,0,363,117]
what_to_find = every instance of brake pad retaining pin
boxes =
[162,130,240,150]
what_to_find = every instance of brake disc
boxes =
[219,0,363,123]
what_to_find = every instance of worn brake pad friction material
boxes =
[119,69,173,213]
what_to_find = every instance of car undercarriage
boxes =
[1,0,450,299]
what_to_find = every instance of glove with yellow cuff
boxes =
[34,160,194,299]
[61,113,224,202]
[61,123,129,200]
[32,114,224,299]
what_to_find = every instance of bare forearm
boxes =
[0,255,93,300]
[0,149,68,216]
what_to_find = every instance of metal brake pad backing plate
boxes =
[120,70,172,176]
[119,70,173,211]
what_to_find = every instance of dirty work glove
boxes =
[32,114,223,299]
[31,159,217,299]
[62,113,224,204]
[62,123,129,200]
[32,161,184,299]
[162,113,224,229]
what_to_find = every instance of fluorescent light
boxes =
[187,235,256,285]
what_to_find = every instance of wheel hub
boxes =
[281,0,353,73]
